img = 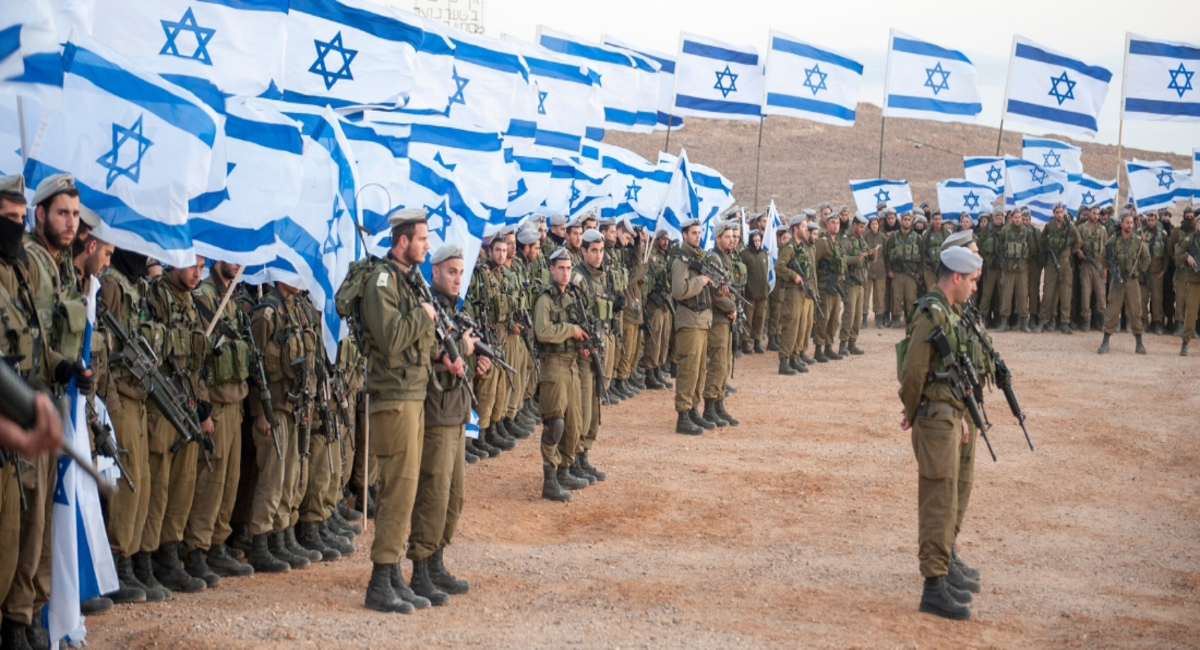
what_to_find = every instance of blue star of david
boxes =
[1029,167,1047,184]
[1167,63,1194,98]
[713,65,738,98]
[449,66,469,106]
[1157,168,1175,189]
[160,7,215,66]
[537,90,548,115]
[986,165,1003,185]
[323,197,345,256]
[427,199,451,241]
[433,152,457,172]
[53,455,71,506]
[874,189,890,204]
[310,32,358,91]
[96,114,153,190]
[1080,191,1096,205]
[924,62,951,95]
[1048,71,1076,106]
[625,181,642,202]
[963,192,981,211]
[1042,150,1062,168]
[803,64,828,96]
[570,183,581,205]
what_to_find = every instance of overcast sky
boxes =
[397,0,1200,156]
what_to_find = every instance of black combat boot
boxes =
[507,417,533,439]
[2,618,33,650]
[485,425,512,451]
[605,383,623,404]
[767,334,780,351]
[658,366,674,388]
[390,564,432,610]
[133,552,172,601]
[365,563,412,614]
[1081,319,1091,333]
[790,356,810,373]
[298,521,340,561]
[951,545,980,580]
[837,341,849,358]
[688,408,715,431]
[944,579,973,604]
[800,351,816,365]
[24,615,51,648]
[470,437,497,458]
[813,346,829,363]
[579,450,606,481]
[429,548,469,594]
[153,543,206,593]
[1135,334,1146,355]
[668,361,678,378]
[826,344,843,361]
[463,441,480,464]
[947,561,982,593]
[333,506,362,536]
[741,340,753,355]
[108,555,147,604]
[184,547,221,586]
[207,544,253,577]
[1019,316,1030,333]
[1152,321,1164,335]
[1032,318,1044,333]
[248,534,289,573]
[644,368,665,389]
[715,400,739,426]
[676,411,704,435]
[285,526,321,563]
[702,400,727,427]
[228,524,252,559]
[408,558,450,607]
[778,358,797,375]
[321,519,357,556]
[848,342,865,355]
[269,531,310,569]
[1182,340,1190,357]
[1097,333,1111,354]
[1060,322,1072,335]
[891,316,903,329]
[569,455,595,485]
[753,339,764,354]
[918,576,971,620]
[556,465,589,490]
[861,313,868,329]
[542,462,572,501]
[875,315,883,328]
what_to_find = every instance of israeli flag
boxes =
[24,34,218,268]
[1004,36,1112,136]
[936,179,1000,218]
[599,35,666,132]
[408,155,488,300]
[466,408,480,439]
[283,0,425,109]
[1021,136,1082,175]
[399,13,457,114]
[508,149,552,223]
[849,178,913,218]
[764,29,863,127]
[435,30,528,133]
[340,119,410,257]
[1122,34,1200,123]
[765,200,782,290]
[537,26,645,133]
[1004,156,1068,221]
[0,96,22,176]
[1125,161,1192,212]
[654,148,700,241]
[602,35,683,130]
[1065,174,1118,214]
[49,277,119,648]
[502,35,603,154]
[569,162,611,218]
[504,75,540,149]
[673,32,763,122]
[1194,148,1199,179]
[0,0,61,109]
[598,143,671,230]
[689,160,735,249]
[963,156,1005,196]
[883,30,981,123]
[190,98,304,265]
[89,0,287,96]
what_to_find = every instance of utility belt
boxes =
[539,351,579,368]
[539,340,580,355]
[916,398,962,421]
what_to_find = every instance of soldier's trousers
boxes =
[779,288,810,361]
[867,277,887,318]
[1079,263,1107,322]
[1180,280,1200,343]
[673,327,708,413]
[300,433,333,523]
[767,286,784,337]
[839,285,864,344]
[603,331,618,390]
[322,403,354,517]
[817,289,842,347]
[537,355,582,468]
[911,405,963,578]
[141,410,197,551]
[473,329,505,430]
[577,355,600,453]
[1000,270,1029,319]
[106,396,150,558]
[1039,258,1073,325]
[2,452,52,625]
[956,421,978,538]
[503,332,529,420]
[977,270,1000,320]
[350,394,378,492]
[703,320,731,400]
[369,399,423,566]
[923,270,938,292]
[1027,264,1042,318]
[748,298,768,343]
[891,275,919,323]
[1144,272,1165,325]
[248,410,298,536]
[0,466,18,607]
[642,307,672,370]
[1104,279,1144,336]
[184,400,242,551]
[408,424,464,562]
[617,319,641,380]
[885,277,895,317]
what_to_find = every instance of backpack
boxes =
[335,256,383,320]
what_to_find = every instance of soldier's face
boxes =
[174,255,206,290]
[83,241,114,278]
[992,214,1004,227]
[885,214,896,226]
[0,198,24,225]
[567,228,582,248]
[778,232,791,246]
[602,227,617,244]
[931,216,941,230]
[1053,208,1064,223]
[826,219,840,236]
[683,226,701,248]
[397,222,430,266]
[1121,216,1134,235]
[583,242,604,269]
[656,235,670,250]
[853,221,866,236]
[1147,215,1157,229]
[750,234,762,250]
[37,193,80,252]
[550,260,572,287]
[488,242,508,266]
[550,224,566,238]
[717,229,736,252]
[432,258,464,296]
[215,261,241,283]
[523,243,540,262]
[959,215,972,229]
[900,215,912,231]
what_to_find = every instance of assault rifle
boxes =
[404,266,479,407]
[87,400,135,492]
[288,356,313,460]
[448,311,518,375]
[241,308,281,460]
[570,286,608,400]
[1106,241,1124,287]
[963,303,1035,454]
[786,256,827,321]
[1079,246,1102,273]
[1188,237,1200,272]
[686,256,751,308]
[925,325,994,462]
[816,258,847,300]
[315,363,338,474]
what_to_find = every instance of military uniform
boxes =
[1078,220,1108,328]
[976,223,1004,321]
[1167,219,1196,329]
[466,258,512,440]
[1026,223,1044,322]
[533,280,585,491]
[670,241,712,418]
[1102,233,1151,336]
[739,242,770,350]
[570,258,613,455]
[1174,231,1200,350]
[1142,224,1169,329]
[998,222,1033,328]
[921,227,949,290]
[886,229,923,326]
[839,230,877,349]
[614,240,648,390]
[775,238,815,367]
[702,245,739,417]
[864,228,889,325]
[813,232,846,353]
[1039,217,1082,328]
[642,244,674,381]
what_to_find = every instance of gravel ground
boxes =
[84,323,1200,649]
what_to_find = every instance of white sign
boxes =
[413,0,485,34]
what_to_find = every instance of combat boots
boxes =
[715,400,739,426]
[741,340,753,355]
[365,563,413,614]
[813,346,829,363]
[753,339,764,354]
[660,365,675,387]
[778,358,797,375]
[837,341,849,358]
[409,558,450,607]
[429,548,469,594]
[247,534,289,573]
[951,545,980,580]
[1019,317,1030,333]
[1097,333,1111,354]
[875,315,883,328]
[269,531,310,569]
[676,411,704,435]
[1081,319,1092,333]
[644,369,665,389]
[918,576,971,620]
[464,441,480,464]
[848,342,865,355]
[297,521,340,561]
[334,506,362,536]
[133,552,172,600]
[285,526,322,563]
[556,465,589,490]
[184,547,221,586]
[861,313,868,329]
[767,334,780,351]
[1182,340,1190,357]
[1060,322,1072,335]
[321,519,357,556]
[1032,319,1044,333]
[153,542,206,593]
[484,425,512,452]
[995,318,1009,333]
[207,544,253,577]
[790,356,810,373]
[569,455,596,485]
[579,450,606,481]
[688,408,716,431]
[542,462,572,501]
[825,344,843,361]
[947,561,982,594]
[1135,334,1146,354]
[390,564,432,609]
[109,555,147,604]
[505,417,532,440]
[1,618,33,650]
[702,400,728,427]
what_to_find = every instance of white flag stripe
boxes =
[850,178,913,218]
[936,179,1000,218]
[1004,36,1112,136]
[963,156,1005,194]
[1021,136,1083,175]
[1123,34,1200,123]
[673,32,763,122]
[764,30,862,127]
[884,30,982,123]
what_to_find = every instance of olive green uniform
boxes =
[999,222,1034,320]
[1167,220,1196,325]
[642,246,674,372]
[775,240,815,361]
[840,233,877,345]
[1102,233,1151,336]
[1040,218,1082,325]
[1142,224,1169,327]
[571,262,613,451]
[670,241,712,414]
[1174,232,1200,341]
[297,296,337,526]
[740,245,770,345]
[466,259,511,433]
[703,248,739,400]
[976,224,1004,319]
[1078,221,1108,324]
[814,234,845,348]
[328,337,363,517]
[887,230,923,322]
[921,228,948,291]
[533,284,585,467]
[616,241,648,382]
[864,230,889,320]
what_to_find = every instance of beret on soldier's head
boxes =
[803,208,817,217]
[1020,206,1031,216]
[839,204,850,213]
[788,215,806,227]
[885,207,897,216]
[430,244,463,265]
[566,216,584,230]
[818,202,831,211]
[0,174,25,195]
[618,216,636,232]
[598,217,616,228]
[713,219,733,236]
[530,213,546,224]
[854,213,868,224]
[517,228,540,245]
[941,246,982,274]
[655,228,671,239]
[749,228,762,237]
[806,222,818,231]
[1184,206,1195,216]
[581,229,604,244]
[549,214,567,226]
[826,212,839,222]
[680,218,700,230]
[776,226,789,235]
[914,214,927,223]
[549,247,572,262]
[31,173,75,206]
[876,201,889,212]
[941,229,974,250]
[79,204,101,228]
[387,207,428,227]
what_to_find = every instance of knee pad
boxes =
[540,418,564,446]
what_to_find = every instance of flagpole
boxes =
[16,97,29,167]
[1116,31,1131,205]
[996,35,1018,156]
[752,115,765,211]
[202,267,245,339]
[879,29,894,178]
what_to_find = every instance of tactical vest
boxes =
[473,263,515,324]
[255,292,319,386]
[1146,227,1166,259]
[149,278,208,379]
[1080,223,1105,259]
[573,265,614,322]
[24,240,87,360]
[897,290,970,386]
[536,285,581,355]
[0,265,39,381]
[819,235,846,276]
[1003,226,1029,260]
[787,242,815,287]
[1110,235,1144,279]
[675,253,712,312]
[198,282,251,386]
[1045,220,1073,255]
[925,230,948,269]
[104,269,167,390]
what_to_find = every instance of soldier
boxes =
[839,214,878,356]
[898,246,984,621]
[775,216,815,376]
[996,207,1034,333]
[407,244,486,604]
[813,214,847,362]
[1168,207,1196,335]
[922,211,948,290]
[886,211,923,329]
[1097,213,1151,355]
[330,337,365,530]
[497,227,535,440]
[864,215,889,328]
[701,220,741,427]
[509,227,546,444]
[1174,226,1200,355]
[565,218,584,266]
[569,229,612,482]
[1024,210,1045,327]
[739,229,770,353]
[671,219,717,435]
[1036,204,1082,334]
[184,261,255,582]
[975,211,1004,326]
[643,230,675,390]
[766,226,790,350]
[597,219,629,403]
[466,237,515,455]
[534,248,590,501]
[1142,211,1169,335]
[1078,205,1109,332]
[613,219,648,397]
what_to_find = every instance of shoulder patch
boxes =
[376,271,390,288]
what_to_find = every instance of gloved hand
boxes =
[55,360,94,393]
[613,293,626,313]
[195,401,213,423]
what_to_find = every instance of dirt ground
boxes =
[83,323,1200,649]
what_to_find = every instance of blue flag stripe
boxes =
[225,114,304,153]
[411,123,501,151]
[451,38,528,79]
[539,34,632,67]
[0,25,20,61]
[891,37,971,63]
[196,0,289,12]
[681,40,757,66]
[188,188,230,213]
[410,160,488,239]
[533,130,580,151]
[506,119,537,139]
[1023,137,1077,150]
[603,107,637,125]
[1128,39,1200,61]
[526,57,593,84]
[1013,43,1112,83]
[190,218,276,252]
[886,94,981,115]
[675,94,760,116]
[340,122,408,157]
[771,37,862,73]
[765,92,855,121]
[657,111,683,127]
[288,0,423,47]
[1006,99,1098,131]
[8,51,62,86]
[1124,98,1200,117]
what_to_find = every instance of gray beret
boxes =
[713,219,733,236]
[430,243,463,264]
[775,226,789,235]
[941,229,974,250]
[825,212,839,222]
[655,228,671,239]
[679,218,700,230]
[788,215,806,227]
[581,229,604,244]
[549,214,567,227]
[566,215,584,229]
[803,208,816,218]
[805,222,818,231]
[839,205,850,213]
[885,207,897,216]
[941,246,982,274]
[517,228,540,245]
[1019,206,1031,216]
[79,204,101,228]
[529,213,546,224]
[548,247,572,262]
[914,214,927,223]
[598,217,616,228]
[854,213,868,224]
[31,173,75,206]
[818,202,831,211]
[387,207,428,227]
[0,175,25,195]
[876,201,889,212]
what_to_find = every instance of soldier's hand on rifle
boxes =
[255,414,272,437]
[476,356,491,375]
[1075,250,1085,260]
[792,275,802,285]
[460,327,478,357]
[510,323,523,336]
[201,416,215,436]
[699,275,714,287]
[419,302,437,323]
[0,392,63,457]
[444,355,466,379]
[572,325,588,341]
[888,271,894,279]
[1189,255,1197,269]
[726,311,736,321]
[717,285,729,296]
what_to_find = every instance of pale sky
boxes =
[394,0,1200,156]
